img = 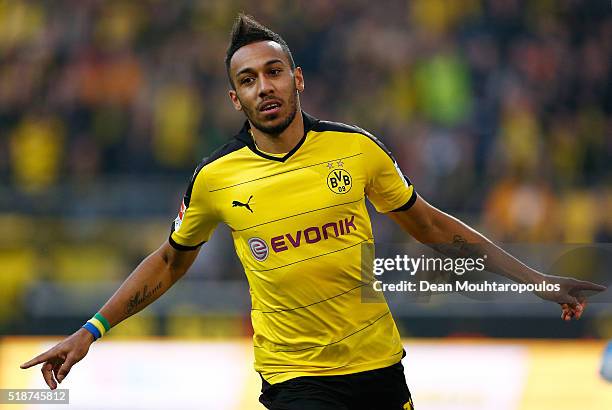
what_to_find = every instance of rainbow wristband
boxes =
[82,313,111,341]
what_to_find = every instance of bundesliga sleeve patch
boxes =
[174,200,186,232]
[393,160,410,188]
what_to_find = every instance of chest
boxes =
[210,145,365,232]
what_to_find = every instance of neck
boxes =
[249,110,304,154]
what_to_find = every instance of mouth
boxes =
[259,100,282,116]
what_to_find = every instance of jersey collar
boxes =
[234,111,319,162]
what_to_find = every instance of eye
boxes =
[269,68,281,75]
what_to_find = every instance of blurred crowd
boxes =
[0,0,611,337]
[0,0,610,241]
[0,0,612,242]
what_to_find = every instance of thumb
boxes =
[56,353,78,383]
[557,294,578,305]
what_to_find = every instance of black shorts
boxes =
[259,361,414,410]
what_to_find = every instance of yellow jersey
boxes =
[170,112,416,384]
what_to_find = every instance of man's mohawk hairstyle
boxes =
[225,13,295,87]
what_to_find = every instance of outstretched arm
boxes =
[388,195,606,319]
[20,240,200,389]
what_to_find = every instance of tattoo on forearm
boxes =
[452,234,468,251]
[432,234,481,259]
[126,281,163,314]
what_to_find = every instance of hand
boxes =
[534,274,606,321]
[20,328,95,389]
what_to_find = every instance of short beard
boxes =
[244,91,298,136]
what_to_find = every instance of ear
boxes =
[228,89,242,111]
[294,67,305,92]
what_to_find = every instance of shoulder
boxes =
[193,138,247,175]
[311,119,394,160]
[200,138,247,170]
[185,138,247,194]
[311,119,372,137]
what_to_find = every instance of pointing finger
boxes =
[575,282,607,292]
[21,350,55,369]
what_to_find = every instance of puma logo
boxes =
[232,195,253,213]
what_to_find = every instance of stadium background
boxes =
[0,0,610,408]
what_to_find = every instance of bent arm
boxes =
[387,194,605,312]
[98,240,200,328]
[20,240,201,387]
[387,195,540,285]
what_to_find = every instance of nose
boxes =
[257,74,274,97]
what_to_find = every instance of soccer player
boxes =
[21,15,605,410]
